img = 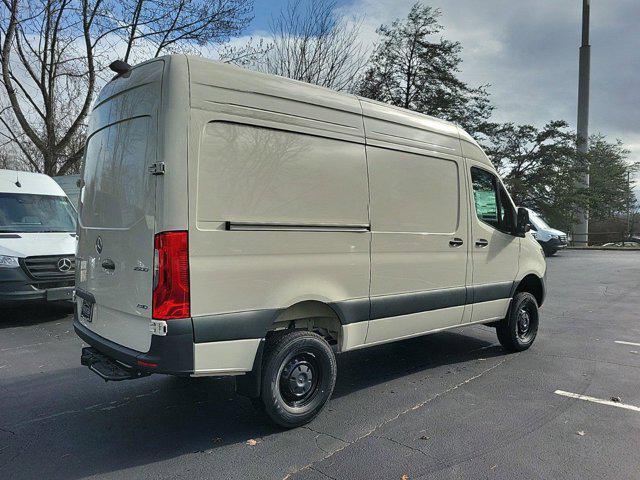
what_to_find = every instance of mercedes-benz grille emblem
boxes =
[57,257,72,272]
[95,236,103,254]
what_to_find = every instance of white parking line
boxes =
[554,390,640,413]
[615,340,640,347]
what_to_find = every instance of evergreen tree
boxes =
[480,121,637,234]
[356,2,492,135]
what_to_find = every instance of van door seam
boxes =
[358,97,373,342]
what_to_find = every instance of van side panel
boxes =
[193,339,261,375]
[367,147,466,292]
[190,122,370,317]
[362,100,470,345]
[188,58,363,144]
[360,99,462,156]
[196,122,368,227]
[186,59,370,371]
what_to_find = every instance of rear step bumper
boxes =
[81,347,150,381]
[74,312,194,377]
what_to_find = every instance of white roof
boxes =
[0,169,67,196]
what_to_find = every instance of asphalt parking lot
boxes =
[1,250,639,480]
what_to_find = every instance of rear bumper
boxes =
[0,267,74,302]
[74,312,195,376]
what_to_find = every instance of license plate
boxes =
[46,287,73,301]
[81,300,93,322]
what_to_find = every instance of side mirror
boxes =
[515,207,531,237]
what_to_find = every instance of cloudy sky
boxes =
[248,0,640,193]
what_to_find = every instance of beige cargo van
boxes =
[75,55,546,427]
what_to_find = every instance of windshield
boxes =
[0,193,77,233]
[529,210,551,230]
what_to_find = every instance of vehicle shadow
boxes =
[332,329,503,400]
[0,301,73,328]
[1,329,504,480]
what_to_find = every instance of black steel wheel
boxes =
[256,330,336,428]
[278,351,322,408]
[496,291,540,352]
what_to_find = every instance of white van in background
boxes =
[526,208,568,256]
[75,55,546,428]
[0,170,77,303]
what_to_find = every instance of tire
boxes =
[256,330,337,428]
[496,292,539,352]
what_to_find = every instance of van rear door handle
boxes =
[449,238,464,247]
[101,259,115,270]
[475,239,489,248]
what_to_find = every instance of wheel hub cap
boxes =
[289,364,313,396]
[281,358,315,400]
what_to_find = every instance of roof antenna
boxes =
[14,171,21,188]
[109,60,132,76]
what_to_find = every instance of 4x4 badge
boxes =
[95,236,103,254]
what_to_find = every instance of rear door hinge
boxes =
[148,162,165,175]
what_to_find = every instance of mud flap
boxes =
[235,339,265,398]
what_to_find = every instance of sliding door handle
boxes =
[449,238,464,247]
[475,239,489,248]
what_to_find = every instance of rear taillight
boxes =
[152,231,190,320]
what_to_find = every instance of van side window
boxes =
[471,167,515,234]
[471,167,501,229]
[498,185,515,233]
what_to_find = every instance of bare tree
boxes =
[255,0,366,92]
[0,0,253,175]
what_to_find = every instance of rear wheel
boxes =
[256,330,336,428]
[496,292,539,352]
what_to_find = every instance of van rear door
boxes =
[76,61,163,352]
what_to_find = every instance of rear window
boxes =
[81,117,152,228]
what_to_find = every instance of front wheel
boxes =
[496,292,539,352]
[256,330,337,428]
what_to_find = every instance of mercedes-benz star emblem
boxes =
[57,257,72,272]
[95,236,103,254]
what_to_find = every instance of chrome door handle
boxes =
[449,238,464,247]
[475,239,489,248]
